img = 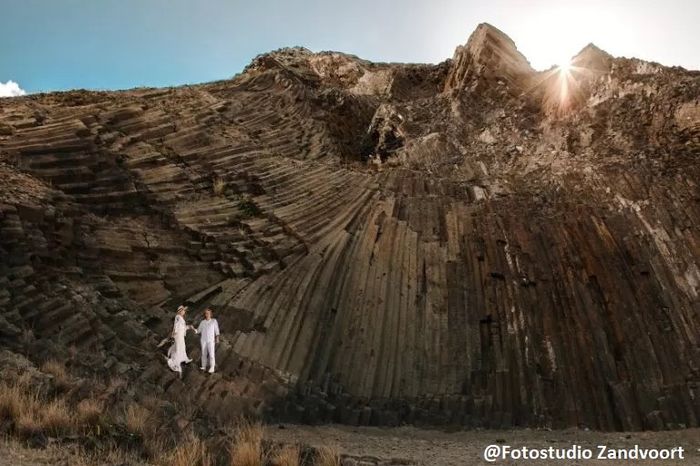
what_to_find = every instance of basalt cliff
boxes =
[0,23,698,431]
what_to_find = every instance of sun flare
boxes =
[557,60,572,74]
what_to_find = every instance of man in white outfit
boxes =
[192,308,220,373]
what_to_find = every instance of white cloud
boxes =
[0,80,27,98]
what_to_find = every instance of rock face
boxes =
[0,24,698,431]
[444,23,533,93]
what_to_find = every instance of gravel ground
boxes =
[267,424,700,465]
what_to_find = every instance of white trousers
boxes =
[201,340,216,369]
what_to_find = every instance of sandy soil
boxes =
[266,424,700,465]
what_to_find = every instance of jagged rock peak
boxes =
[444,22,534,92]
[571,42,614,72]
[576,43,610,57]
[244,46,314,72]
[242,45,380,89]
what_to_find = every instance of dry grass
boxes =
[229,420,264,466]
[161,433,212,466]
[124,403,151,436]
[271,444,300,466]
[0,382,75,437]
[235,420,264,445]
[144,435,170,461]
[1,436,76,465]
[17,441,144,466]
[231,441,263,466]
[2,374,342,466]
[0,382,24,421]
[15,406,43,437]
[213,177,226,196]
[106,376,127,396]
[315,446,341,466]
[41,360,71,391]
[41,398,75,435]
[82,445,143,466]
[76,398,103,427]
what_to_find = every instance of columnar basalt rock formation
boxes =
[0,23,698,431]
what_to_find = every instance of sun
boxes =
[557,59,572,74]
[523,54,590,113]
[553,58,577,104]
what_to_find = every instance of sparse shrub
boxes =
[271,444,300,466]
[213,177,227,196]
[315,446,341,466]
[238,198,261,218]
[229,420,264,466]
[124,403,151,437]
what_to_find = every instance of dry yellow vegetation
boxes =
[0,370,343,466]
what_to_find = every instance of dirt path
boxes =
[266,424,700,465]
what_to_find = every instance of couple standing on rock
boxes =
[166,305,220,377]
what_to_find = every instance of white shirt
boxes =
[196,318,220,343]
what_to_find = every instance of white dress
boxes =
[167,314,191,372]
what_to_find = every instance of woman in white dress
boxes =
[167,305,193,376]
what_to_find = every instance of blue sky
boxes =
[1,0,698,94]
